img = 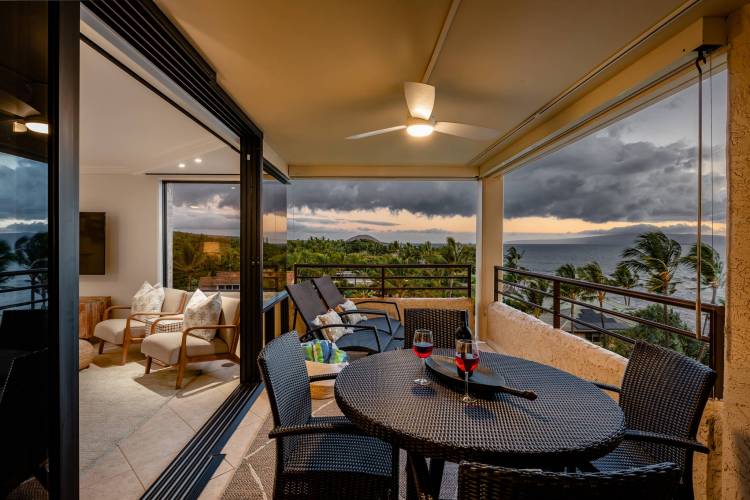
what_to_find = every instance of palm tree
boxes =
[682,242,724,304]
[555,263,581,331]
[504,246,524,269]
[0,240,15,285]
[523,278,550,319]
[173,241,206,289]
[577,261,610,329]
[609,263,638,306]
[621,231,682,321]
[440,237,472,297]
[14,232,49,304]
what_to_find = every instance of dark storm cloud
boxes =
[171,183,240,210]
[0,160,48,221]
[504,135,726,223]
[290,180,478,217]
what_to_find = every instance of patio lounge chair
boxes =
[258,332,398,499]
[433,461,680,500]
[286,281,402,354]
[312,275,404,339]
[591,340,716,499]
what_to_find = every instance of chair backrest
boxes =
[404,308,464,349]
[257,332,311,430]
[217,295,241,349]
[286,281,329,328]
[162,288,188,313]
[620,341,716,471]
[457,461,680,500]
[312,275,347,309]
[0,310,48,351]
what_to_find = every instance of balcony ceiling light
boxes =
[406,122,434,137]
[178,163,186,168]
[194,158,202,163]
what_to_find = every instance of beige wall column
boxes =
[476,175,503,340]
[723,4,750,499]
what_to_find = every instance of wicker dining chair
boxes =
[448,461,681,500]
[258,332,399,499]
[592,340,716,499]
[404,308,465,349]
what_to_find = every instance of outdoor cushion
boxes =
[183,290,222,341]
[336,299,367,324]
[141,331,229,365]
[315,309,349,342]
[217,295,240,347]
[334,328,400,353]
[94,318,146,345]
[131,281,165,313]
[360,316,403,339]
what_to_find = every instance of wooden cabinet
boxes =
[79,296,111,339]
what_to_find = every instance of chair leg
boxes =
[145,356,153,374]
[175,360,185,389]
[98,340,105,354]
[121,337,130,365]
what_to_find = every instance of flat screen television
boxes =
[80,212,106,275]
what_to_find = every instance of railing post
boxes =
[380,266,386,297]
[712,307,725,398]
[467,265,472,298]
[264,305,275,345]
[494,266,499,302]
[552,280,561,329]
[293,264,298,283]
[280,296,290,334]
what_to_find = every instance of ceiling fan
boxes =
[346,82,498,141]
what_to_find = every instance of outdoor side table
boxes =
[335,348,625,498]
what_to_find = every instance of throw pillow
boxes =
[336,299,367,324]
[315,309,350,342]
[131,281,165,313]
[183,291,223,341]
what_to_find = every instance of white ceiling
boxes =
[79,41,239,175]
[155,0,716,168]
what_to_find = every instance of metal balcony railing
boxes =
[494,265,725,397]
[294,263,473,298]
[0,268,49,312]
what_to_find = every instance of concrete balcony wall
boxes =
[485,301,722,499]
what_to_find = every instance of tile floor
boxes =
[79,350,269,500]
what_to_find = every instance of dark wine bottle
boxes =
[455,310,473,378]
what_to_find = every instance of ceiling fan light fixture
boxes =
[406,123,434,137]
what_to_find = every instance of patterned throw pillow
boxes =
[336,299,367,325]
[131,281,165,313]
[183,291,222,341]
[314,309,350,342]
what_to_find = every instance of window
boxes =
[164,182,240,291]
[262,174,288,298]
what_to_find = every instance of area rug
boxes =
[78,343,202,471]
[221,399,458,499]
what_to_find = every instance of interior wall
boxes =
[79,174,162,306]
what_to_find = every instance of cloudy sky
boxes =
[0,152,48,234]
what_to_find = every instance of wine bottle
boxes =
[455,310,473,378]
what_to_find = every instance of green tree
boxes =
[504,246,524,269]
[621,231,682,321]
[555,263,581,331]
[609,263,638,306]
[682,242,724,304]
[13,232,49,302]
[173,240,206,290]
[577,261,610,329]
[0,240,15,285]
[523,278,550,319]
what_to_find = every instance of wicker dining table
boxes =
[334,348,625,499]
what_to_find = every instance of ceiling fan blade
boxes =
[346,125,406,140]
[404,82,435,120]
[434,121,498,141]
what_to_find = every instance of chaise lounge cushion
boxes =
[94,318,146,345]
[141,331,229,365]
[360,316,403,339]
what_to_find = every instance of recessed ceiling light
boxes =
[194,158,203,164]
[231,186,236,190]
[178,163,186,168]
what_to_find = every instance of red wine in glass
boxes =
[413,342,433,359]
[455,352,480,373]
[413,329,433,386]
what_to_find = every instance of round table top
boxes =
[335,348,624,467]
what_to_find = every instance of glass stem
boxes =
[464,371,469,399]
[422,358,426,381]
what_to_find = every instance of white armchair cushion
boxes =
[141,331,228,365]
[131,281,165,313]
[183,290,222,341]
[94,318,146,345]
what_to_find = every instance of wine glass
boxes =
[455,339,480,403]
[412,329,433,386]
